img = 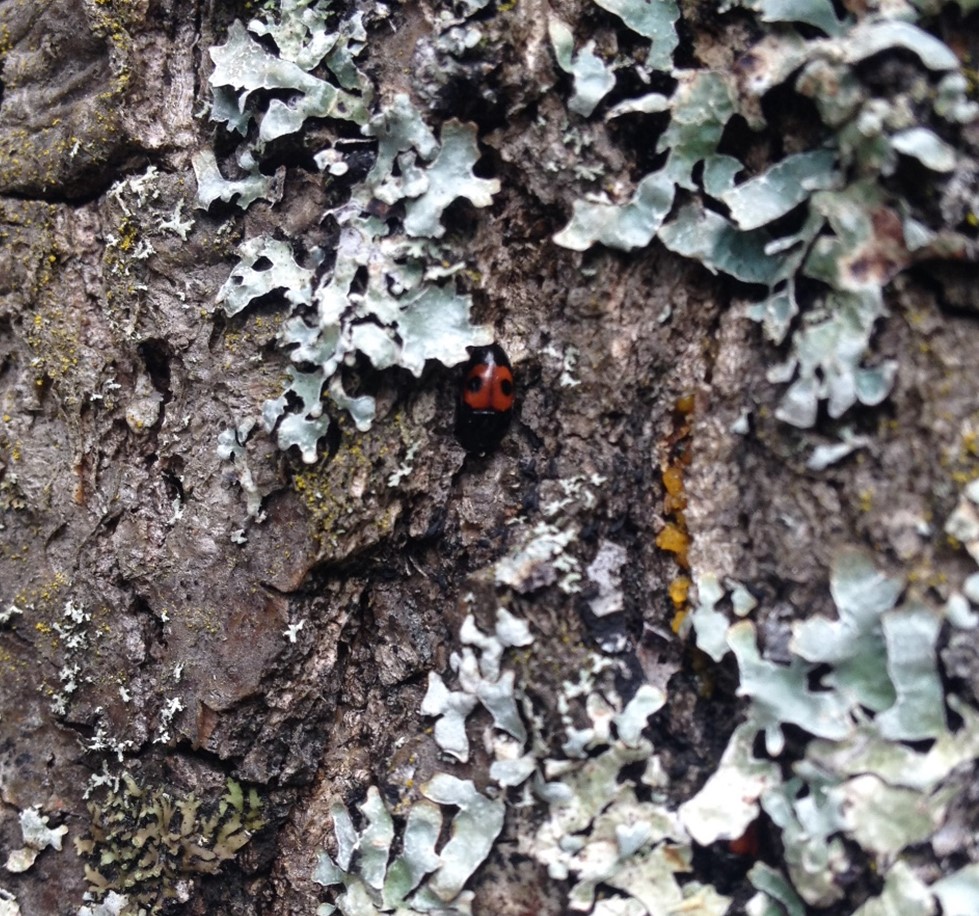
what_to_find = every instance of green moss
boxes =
[75,774,264,914]
[0,200,91,400]
[0,0,141,195]
[0,108,124,195]
[293,435,391,550]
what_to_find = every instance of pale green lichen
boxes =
[548,18,616,118]
[208,17,371,140]
[528,680,734,915]
[554,0,977,430]
[553,171,676,252]
[679,722,780,846]
[201,3,498,464]
[493,522,583,594]
[593,0,680,71]
[746,862,806,916]
[314,522,979,913]
[718,149,837,232]
[945,477,979,562]
[191,149,276,210]
[3,806,68,874]
[745,0,848,36]
[683,547,979,911]
[217,237,313,317]
[402,120,500,238]
[313,780,504,915]
[421,609,533,762]
[584,540,628,618]
[216,420,266,522]
[190,2,979,912]
[686,572,730,662]
[77,891,130,916]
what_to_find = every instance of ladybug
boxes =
[455,343,515,454]
[726,820,761,859]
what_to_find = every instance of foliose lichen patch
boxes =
[198,0,498,467]
[551,0,978,434]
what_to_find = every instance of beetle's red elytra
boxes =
[462,355,514,413]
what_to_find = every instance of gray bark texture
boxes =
[1,1,978,915]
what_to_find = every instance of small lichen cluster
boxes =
[521,664,725,915]
[3,806,69,875]
[0,888,21,916]
[102,166,195,325]
[47,597,93,717]
[74,774,264,913]
[311,607,528,914]
[446,540,712,912]
[552,0,978,430]
[199,0,497,464]
[309,470,702,914]
[318,604,718,914]
[493,474,611,602]
[420,608,534,771]
[945,477,979,575]
[313,779,504,915]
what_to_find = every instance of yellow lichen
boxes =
[668,575,691,609]
[657,395,696,624]
[674,392,695,416]
[656,522,690,566]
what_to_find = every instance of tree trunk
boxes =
[1,1,977,914]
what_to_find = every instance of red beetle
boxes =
[455,344,514,453]
[726,820,761,858]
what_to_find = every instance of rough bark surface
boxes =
[1,1,978,915]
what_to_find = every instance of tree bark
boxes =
[1,1,978,915]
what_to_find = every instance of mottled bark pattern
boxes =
[1,1,978,915]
